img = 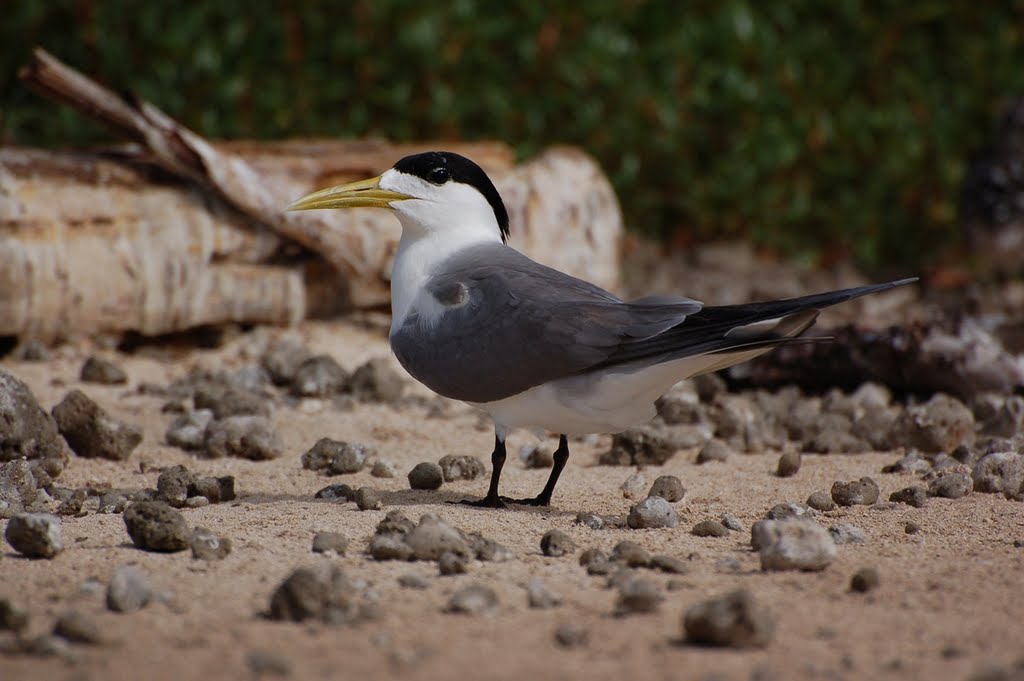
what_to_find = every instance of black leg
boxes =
[456,433,507,508]
[513,434,569,507]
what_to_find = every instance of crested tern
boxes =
[290,151,915,508]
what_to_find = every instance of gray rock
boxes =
[615,577,663,615]
[408,462,444,490]
[753,519,836,571]
[627,496,679,529]
[80,356,127,385]
[520,444,553,469]
[302,438,343,471]
[828,523,865,545]
[882,451,933,475]
[404,515,469,561]
[696,438,731,464]
[370,460,397,478]
[268,564,359,623]
[648,475,686,502]
[398,574,430,589]
[721,513,745,532]
[806,491,837,512]
[889,393,975,452]
[776,451,802,477]
[0,460,42,518]
[0,371,68,477]
[927,466,973,499]
[802,429,868,454]
[186,476,229,504]
[438,550,469,575]
[290,355,348,397]
[5,512,63,558]
[889,486,928,508]
[314,484,355,501]
[192,383,269,419]
[692,519,730,537]
[610,540,650,567]
[710,394,768,452]
[905,521,922,534]
[53,610,102,645]
[579,547,609,567]
[766,502,814,520]
[261,339,313,385]
[375,510,415,536]
[850,566,880,593]
[554,622,589,648]
[526,577,561,609]
[56,489,87,516]
[185,496,209,508]
[599,426,678,466]
[446,584,498,615]
[367,535,414,561]
[106,566,152,613]
[683,589,774,648]
[438,454,486,482]
[165,409,214,450]
[156,465,196,508]
[574,512,605,530]
[851,382,892,409]
[650,554,689,574]
[540,529,576,557]
[354,486,382,511]
[852,406,902,450]
[349,358,404,402]
[203,415,281,460]
[0,598,29,633]
[191,527,232,560]
[123,501,189,552]
[471,537,514,562]
[831,477,880,506]
[328,442,373,475]
[51,390,142,461]
[973,452,1024,494]
[312,531,348,555]
[620,472,647,499]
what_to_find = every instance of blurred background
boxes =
[3,1,1023,273]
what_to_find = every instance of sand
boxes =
[2,319,1023,681]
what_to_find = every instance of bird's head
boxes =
[289,151,510,244]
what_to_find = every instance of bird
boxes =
[289,151,915,509]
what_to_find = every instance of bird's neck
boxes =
[389,224,501,333]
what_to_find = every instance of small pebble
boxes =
[311,531,349,555]
[1012,538,1024,548]
[123,501,189,553]
[696,438,731,464]
[890,486,928,508]
[290,355,348,397]
[191,527,232,560]
[579,547,610,567]
[203,415,281,460]
[267,564,359,623]
[540,529,576,557]
[4,513,63,558]
[828,523,865,545]
[692,520,730,538]
[354,486,382,511]
[620,472,647,499]
[165,409,214,450]
[850,567,880,593]
[247,650,292,678]
[649,554,689,574]
[927,468,973,499]
[831,477,881,506]
[574,512,605,530]
[806,491,837,512]
[526,578,561,609]
[328,442,373,475]
[404,515,470,561]
[776,450,802,477]
[683,589,774,648]
[156,465,195,508]
[554,622,589,648]
[53,610,102,645]
[439,550,469,575]
[80,356,128,385]
[648,475,686,502]
[610,540,650,567]
[408,462,444,490]
[472,537,514,562]
[438,455,486,482]
[349,357,405,402]
[314,484,355,501]
[106,566,152,613]
[905,522,922,535]
[0,598,29,633]
[627,496,679,529]
[446,584,498,615]
[615,577,663,615]
[521,445,554,469]
[766,502,814,520]
[370,460,397,478]
[52,390,143,461]
[721,514,745,532]
[368,535,414,561]
[753,519,836,571]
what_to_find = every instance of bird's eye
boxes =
[428,166,451,185]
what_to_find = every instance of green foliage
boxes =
[3,1,1022,270]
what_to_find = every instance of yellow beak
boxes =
[287,176,411,211]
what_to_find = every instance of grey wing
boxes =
[389,248,701,403]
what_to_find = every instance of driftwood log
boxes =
[0,49,622,342]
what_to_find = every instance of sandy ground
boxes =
[2,319,1023,681]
